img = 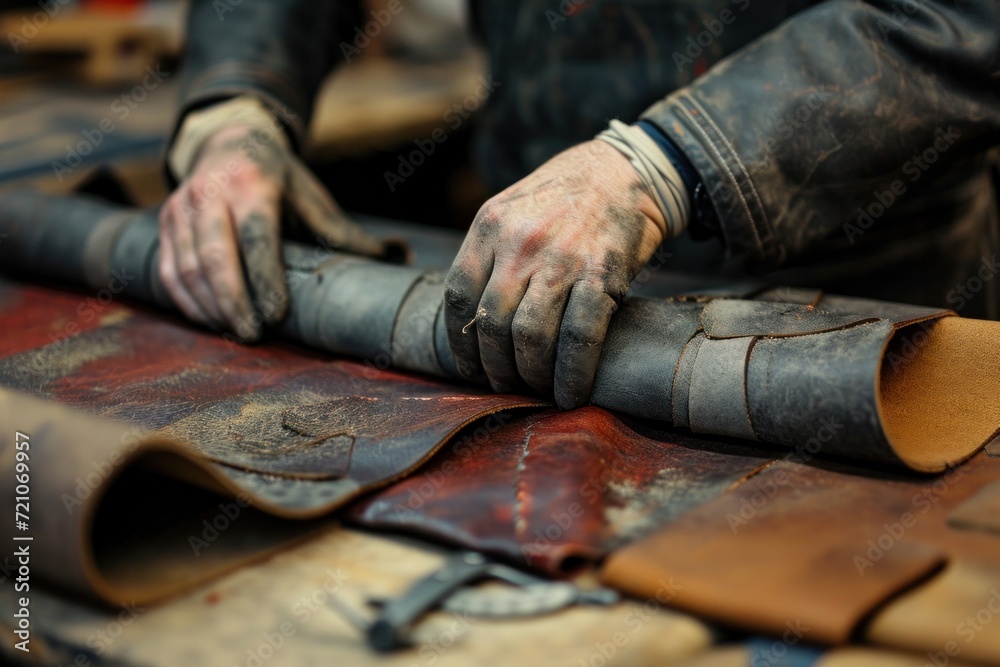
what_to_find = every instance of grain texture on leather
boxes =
[0,279,541,604]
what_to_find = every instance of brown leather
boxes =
[879,316,1000,473]
[602,450,1000,648]
[0,388,328,605]
[866,561,1000,666]
[348,407,776,574]
[949,480,1000,535]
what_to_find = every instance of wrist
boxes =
[595,120,690,239]
[169,96,291,180]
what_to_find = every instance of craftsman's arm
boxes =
[444,0,1000,410]
[158,1,374,340]
[640,0,1000,268]
[175,0,363,151]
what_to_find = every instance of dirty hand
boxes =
[159,124,289,341]
[444,140,667,410]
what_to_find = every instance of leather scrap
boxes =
[0,279,541,604]
[602,451,1000,646]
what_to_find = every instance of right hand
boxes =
[158,124,288,341]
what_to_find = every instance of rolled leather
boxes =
[2,191,999,472]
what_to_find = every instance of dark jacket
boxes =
[175,0,1000,317]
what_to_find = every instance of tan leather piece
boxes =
[0,388,332,605]
[0,388,531,606]
[879,317,1000,472]
[866,561,1000,666]
[602,452,1000,647]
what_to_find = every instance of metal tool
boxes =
[327,551,619,652]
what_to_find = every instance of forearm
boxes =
[174,0,364,151]
[641,0,1000,267]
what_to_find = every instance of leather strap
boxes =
[392,273,445,375]
[591,299,701,422]
[688,336,757,441]
[671,333,706,430]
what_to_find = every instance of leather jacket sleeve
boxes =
[173,0,364,150]
[640,0,1000,269]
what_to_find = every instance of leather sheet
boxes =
[602,449,1000,649]
[0,279,770,605]
[0,279,540,604]
[349,407,775,574]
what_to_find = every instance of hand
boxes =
[444,140,667,409]
[158,124,287,341]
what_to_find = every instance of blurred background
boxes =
[0,0,487,227]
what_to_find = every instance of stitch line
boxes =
[687,94,776,247]
[674,98,764,253]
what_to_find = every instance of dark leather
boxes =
[589,298,702,423]
[701,300,878,339]
[687,336,757,441]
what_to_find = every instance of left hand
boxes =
[444,139,667,409]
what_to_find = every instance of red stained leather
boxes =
[350,407,776,573]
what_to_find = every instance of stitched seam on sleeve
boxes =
[674,100,764,254]
[686,95,776,246]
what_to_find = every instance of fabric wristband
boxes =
[596,119,691,238]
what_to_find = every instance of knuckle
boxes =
[177,260,201,287]
[511,316,544,350]
[561,320,601,348]
[187,175,210,199]
[443,272,475,313]
[197,245,228,276]
[161,196,185,226]
[158,256,178,291]
[473,198,504,227]
[229,162,262,187]
[475,311,506,339]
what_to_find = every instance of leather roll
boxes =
[590,299,701,422]
[2,193,999,472]
[392,272,446,375]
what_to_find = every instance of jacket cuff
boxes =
[163,66,308,189]
[641,92,783,267]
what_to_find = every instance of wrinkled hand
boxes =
[158,124,287,341]
[444,140,666,409]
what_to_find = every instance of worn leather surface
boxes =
[0,279,541,603]
[602,450,1000,648]
[349,407,776,574]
